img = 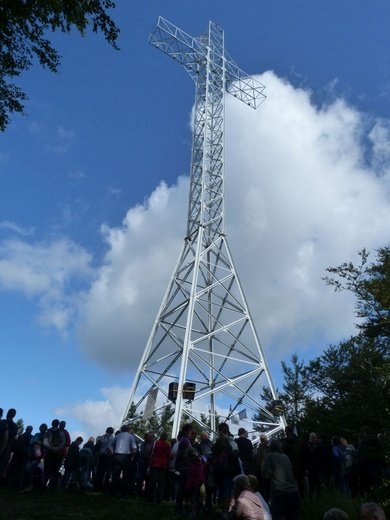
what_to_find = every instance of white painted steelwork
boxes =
[121,17,285,439]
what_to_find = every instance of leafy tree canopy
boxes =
[323,247,390,343]
[304,335,389,441]
[259,353,312,429]
[0,0,120,131]
[259,246,390,442]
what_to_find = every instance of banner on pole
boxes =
[144,387,158,420]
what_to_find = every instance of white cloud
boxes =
[0,220,35,236]
[0,237,93,332]
[77,178,187,368]
[56,386,129,438]
[76,71,390,375]
[2,72,390,434]
[368,120,390,178]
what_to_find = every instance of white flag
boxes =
[143,387,158,420]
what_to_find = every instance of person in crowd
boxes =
[345,443,359,498]
[5,409,18,446]
[331,436,349,497]
[0,409,9,465]
[357,428,385,493]
[228,473,265,520]
[190,428,201,455]
[247,474,272,520]
[199,431,213,460]
[43,419,66,490]
[175,423,194,515]
[204,449,216,513]
[137,430,155,497]
[108,424,137,499]
[361,503,386,520]
[168,436,180,502]
[184,446,205,516]
[235,428,254,476]
[21,423,47,492]
[212,422,241,520]
[62,437,83,490]
[93,435,102,465]
[0,408,18,482]
[283,425,304,497]
[127,428,139,496]
[316,433,332,490]
[59,421,71,459]
[94,426,115,492]
[262,438,301,520]
[149,430,171,503]
[29,423,48,447]
[78,437,95,490]
[7,425,33,489]
[323,508,349,520]
[300,432,320,497]
[254,434,270,501]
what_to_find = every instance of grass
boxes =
[0,486,389,520]
[0,489,176,520]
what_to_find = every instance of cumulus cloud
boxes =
[0,237,93,333]
[76,71,390,375]
[2,71,389,435]
[77,178,188,368]
[2,71,390,435]
[224,71,390,355]
[56,386,129,438]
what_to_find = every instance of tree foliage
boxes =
[124,402,175,439]
[259,353,312,429]
[16,418,24,438]
[260,247,390,442]
[323,247,390,343]
[304,335,390,441]
[0,0,120,130]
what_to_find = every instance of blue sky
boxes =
[1,1,390,439]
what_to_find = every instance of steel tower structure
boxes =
[121,17,285,438]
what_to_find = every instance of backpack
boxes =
[47,428,63,450]
[213,437,241,483]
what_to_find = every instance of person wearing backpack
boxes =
[331,436,349,497]
[43,419,66,490]
[212,423,241,520]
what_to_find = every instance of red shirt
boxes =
[150,439,171,469]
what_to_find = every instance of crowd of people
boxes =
[0,407,388,520]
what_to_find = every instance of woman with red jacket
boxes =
[149,431,171,503]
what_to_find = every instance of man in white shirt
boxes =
[108,424,138,498]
